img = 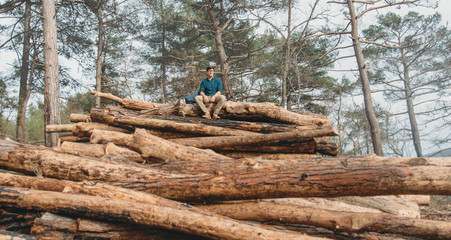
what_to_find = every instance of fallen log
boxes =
[69,113,91,122]
[110,164,451,202]
[170,128,338,149]
[218,152,321,160]
[0,186,325,240]
[1,145,187,181]
[215,140,316,153]
[197,200,451,239]
[90,107,261,137]
[108,105,328,133]
[129,128,232,162]
[90,90,169,110]
[31,213,204,240]
[60,141,105,158]
[177,102,331,127]
[90,91,330,127]
[266,196,420,218]
[331,196,421,218]
[59,141,143,163]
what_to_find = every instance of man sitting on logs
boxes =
[194,66,226,119]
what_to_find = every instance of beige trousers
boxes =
[194,95,226,115]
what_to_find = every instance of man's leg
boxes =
[195,95,211,119]
[212,95,226,117]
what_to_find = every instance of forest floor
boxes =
[420,195,451,221]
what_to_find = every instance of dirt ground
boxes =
[420,195,451,221]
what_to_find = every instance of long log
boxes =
[177,101,330,126]
[129,128,232,162]
[108,105,328,133]
[170,128,338,149]
[90,107,261,137]
[110,164,451,202]
[2,145,187,181]
[89,91,330,126]
[197,200,451,239]
[219,152,321,160]
[31,213,204,240]
[0,186,324,240]
[90,90,169,110]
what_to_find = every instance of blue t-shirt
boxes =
[199,77,223,96]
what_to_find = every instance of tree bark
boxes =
[42,0,61,147]
[90,90,168,110]
[2,145,186,181]
[31,212,203,240]
[170,128,338,149]
[129,128,232,163]
[347,0,383,156]
[401,48,423,157]
[105,105,327,133]
[0,186,322,240]
[90,107,260,137]
[197,200,451,239]
[110,164,451,203]
[16,0,32,143]
[178,102,330,126]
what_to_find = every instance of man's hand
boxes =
[203,96,210,103]
[209,96,216,103]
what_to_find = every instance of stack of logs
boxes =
[0,91,450,240]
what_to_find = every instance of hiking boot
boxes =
[212,114,220,119]
[202,113,211,119]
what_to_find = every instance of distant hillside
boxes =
[427,148,451,157]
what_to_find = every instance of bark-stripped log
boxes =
[90,108,261,137]
[129,129,232,162]
[197,200,451,239]
[69,113,90,122]
[60,141,105,158]
[72,122,130,137]
[0,186,324,240]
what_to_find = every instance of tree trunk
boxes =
[42,0,61,147]
[16,0,32,143]
[94,3,104,108]
[197,200,450,239]
[347,0,383,156]
[0,186,321,240]
[207,4,234,100]
[401,48,422,157]
[281,0,292,109]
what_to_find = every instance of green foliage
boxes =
[61,92,96,124]
[26,102,44,143]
